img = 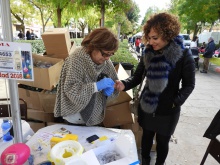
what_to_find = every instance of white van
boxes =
[179,34,191,48]
[198,32,220,45]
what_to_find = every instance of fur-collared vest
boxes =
[122,41,195,116]
[54,46,119,126]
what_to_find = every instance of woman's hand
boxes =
[114,80,125,91]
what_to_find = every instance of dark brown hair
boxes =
[81,27,119,54]
[142,12,181,44]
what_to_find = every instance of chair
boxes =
[0,98,27,121]
[200,109,220,165]
[200,138,220,165]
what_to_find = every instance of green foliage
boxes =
[15,40,45,54]
[200,55,220,66]
[110,41,138,68]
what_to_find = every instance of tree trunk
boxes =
[117,23,121,40]
[57,7,62,27]
[100,2,105,27]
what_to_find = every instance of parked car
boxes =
[213,48,220,58]
[0,33,3,41]
[179,34,191,48]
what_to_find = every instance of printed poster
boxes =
[0,41,34,81]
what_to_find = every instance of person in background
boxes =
[115,12,195,165]
[54,27,119,126]
[200,37,215,73]
[18,30,24,39]
[26,30,31,40]
[190,36,198,48]
[201,42,206,49]
[135,37,141,53]
[30,30,38,40]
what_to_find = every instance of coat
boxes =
[203,40,215,58]
[122,41,195,120]
[54,47,119,126]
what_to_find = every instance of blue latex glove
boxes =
[103,86,114,96]
[96,78,115,91]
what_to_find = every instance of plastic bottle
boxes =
[1,119,13,142]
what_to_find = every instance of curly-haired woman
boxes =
[115,13,195,165]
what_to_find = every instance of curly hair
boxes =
[81,27,119,55]
[142,12,181,44]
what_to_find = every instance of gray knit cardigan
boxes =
[54,46,119,126]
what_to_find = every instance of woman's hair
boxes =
[81,27,119,54]
[142,12,181,44]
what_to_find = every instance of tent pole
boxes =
[0,0,23,143]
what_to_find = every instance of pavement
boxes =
[0,55,220,165]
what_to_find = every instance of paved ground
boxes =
[0,56,220,165]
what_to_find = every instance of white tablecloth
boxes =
[0,119,34,155]
[26,124,139,165]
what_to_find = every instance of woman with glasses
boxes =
[54,27,119,126]
[115,13,195,165]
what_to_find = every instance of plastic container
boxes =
[48,140,84,165]
[1,119,13,142]
[1,143,30,165]
[50,134,78,148]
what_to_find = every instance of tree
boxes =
[28,0,53,32]
[10,0,35,33]
[141,7,160,25]
[177,0,220,36]
[79,0,132,27]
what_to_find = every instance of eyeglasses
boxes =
[99,49,114,58]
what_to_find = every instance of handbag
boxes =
[130,73,145,116]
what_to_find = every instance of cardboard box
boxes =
[27,109,55,122]
[107,64,133,107]
[18,54,64,90]
[28,121,46,133]
[40,90,56,113]
[43,42,76,59]
[120,114,140,133]
[103,102,133,128]
[18,86,43,111]
[42,28,71,59]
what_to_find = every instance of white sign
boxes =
[0,41,34,81]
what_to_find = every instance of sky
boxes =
[134,0,171,24]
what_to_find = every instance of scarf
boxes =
[140,41,183,114]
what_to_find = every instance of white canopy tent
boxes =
[133,32,143,37]
[0,0,23,143]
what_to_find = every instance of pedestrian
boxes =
[30,30,38,40]
[54,27,119,126]
[18,30,24,39]
[190,36,198,48]
[26,30,31,40]
[200,37,215,73]
[135,37,141,53]
[115,12,195,165]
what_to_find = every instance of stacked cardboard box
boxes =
[41,28,72,59]
[103,64,134,128]
[121,115,156,151]
[18,29,76,132]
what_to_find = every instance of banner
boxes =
[0,41,34,81]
